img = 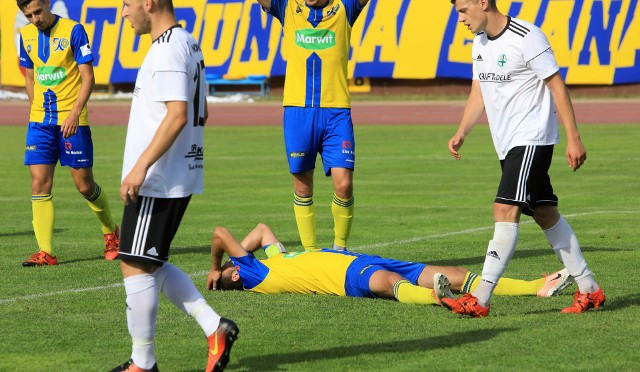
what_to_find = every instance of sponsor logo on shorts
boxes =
[26,145,36,151]
[342,140,354,155]
[290,151,307,158]
[146,247,159,257]
[359,264,373,275]
[64,142,84,155]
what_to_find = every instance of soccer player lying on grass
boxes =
[206,224,573,305]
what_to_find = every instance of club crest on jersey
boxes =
[53,37,69,52]
[27,44,32,53]
[326,3,340,18]
[497,54,507,67]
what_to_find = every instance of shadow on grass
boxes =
[424,246,631,267]
[523,292,639,315]
[57,240,301,265]
[1,228,65,238]
[234,328,517,371]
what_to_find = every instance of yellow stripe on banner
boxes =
[1,0,26,87]
[392,1,451,78]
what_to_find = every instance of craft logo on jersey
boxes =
[498,53,507,67]
[295,29,336,50]
[35,66,66,86]
[53,37,69,52]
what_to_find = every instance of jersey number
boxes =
[193,60,205,127]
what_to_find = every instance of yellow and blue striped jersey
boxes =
[230,249,358,295]
[268,0,365,108]
[19,16,94,126]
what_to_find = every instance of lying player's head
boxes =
[17,0,55,31]
[219,260,244,291]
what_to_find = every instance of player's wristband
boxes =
[263,242,286,258]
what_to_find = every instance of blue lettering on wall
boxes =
[241,3,273,61]
[579,0,622,65]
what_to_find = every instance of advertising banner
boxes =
[2,0,638,86]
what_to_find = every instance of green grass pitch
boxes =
[0,122,638,370]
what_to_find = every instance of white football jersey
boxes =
[122,26,207,198]
[472,17,560,159]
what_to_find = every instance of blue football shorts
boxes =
[343,253,427,298]
[24,122,94,168]
[283,107,355,176]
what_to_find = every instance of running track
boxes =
[0,99,638,126]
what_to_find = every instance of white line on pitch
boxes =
[0,210,635,305]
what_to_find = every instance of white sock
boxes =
[124,274,158,370]
[474,222,519,307]
[544,216,598,293]
[153,263,221,337]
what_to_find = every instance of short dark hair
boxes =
[219,261,244,291]
[450,0,497,8]
[17,0,42,10]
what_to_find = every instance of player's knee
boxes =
[31,179,52,194]
[213,226,229,239]
[333,182,353,199]
[75,182,94,197]
[533,206,559,229]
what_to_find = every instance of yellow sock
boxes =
[32,194,54,255]
[332,194,354,249]
[393,279,438,305]
[461,272,539,296]
[84,183,116,234]
[294,194,316,250]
